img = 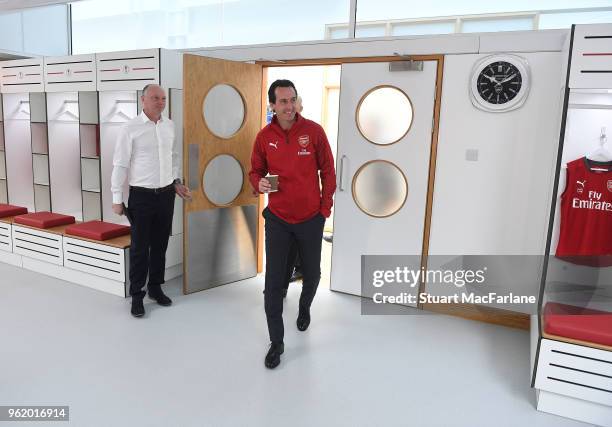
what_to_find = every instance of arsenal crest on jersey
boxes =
[298,135,310,148]
[608,179,612,192]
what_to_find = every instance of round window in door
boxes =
[352,160,408,218]
[202,84,246,138]
[203,154,244,206]
[356,85,413,145]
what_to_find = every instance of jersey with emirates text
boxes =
[555,157,612,267]
[249,113,336,224]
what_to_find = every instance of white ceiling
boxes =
[0,0,78,12]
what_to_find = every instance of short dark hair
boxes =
[268,79,297,104]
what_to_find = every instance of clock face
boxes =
[477,61,523,105]
[470,55,530,113]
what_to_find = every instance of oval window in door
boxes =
[356,86,413,145]
[352,160,408,218]
[203,154,244,206]
[202,84,245,138]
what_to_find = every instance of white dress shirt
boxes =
[111,111,181,204]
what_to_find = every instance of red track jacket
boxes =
[249,113,336,224]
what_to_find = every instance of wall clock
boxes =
[470,54,530,113]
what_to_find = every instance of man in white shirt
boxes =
[111,84,191,318]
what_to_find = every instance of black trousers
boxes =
[283,240,301,290]
[264,208,325,343]
[127,187,176,300]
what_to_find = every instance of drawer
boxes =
[96,49,159,91]
[0,222,12,252]
[535,338,612,407]
[63,237,127,282]
[12,225,63,265]
[44,54,96,92]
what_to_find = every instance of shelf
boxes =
[33,182,49,187]
[0,150,5,179]
[29,92,47,123]
[31,123,48,154]
[0,180,6,204]
[78,92,99,125]
[33,184,50,211]
[81,156,99,160]
[82,188,101,193]
[80,124,99,158]
[82,190,101,221]
[81,157,100,194]
[32,153,49,185]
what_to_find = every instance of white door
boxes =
[330,60,439,302]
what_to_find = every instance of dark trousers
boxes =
[264,208,325,343]
[283,240,301,290]
[127,187,176,300]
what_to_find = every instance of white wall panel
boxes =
[0,58,44,93]
[570,24,612,89]
[44,54,96,93]
[2,93,34,211]
[47,91,82,219]
[96,49,160,92]
[430,52,564,256]
[99,91,136,225]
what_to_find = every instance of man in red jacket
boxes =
[249,79,336,369]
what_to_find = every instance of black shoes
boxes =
[131,299,145,318]
[296,310,311,331]
[131,287,171,318]
[265,342,284,369]
[149,289,172,306]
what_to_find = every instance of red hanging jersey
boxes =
[555,157,612,267]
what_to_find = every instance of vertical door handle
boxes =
[338,154,348,192]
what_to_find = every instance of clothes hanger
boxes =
[17,100,30,116]
[52,100,79,121]
[103,100,136,122]
[586,127,612,163]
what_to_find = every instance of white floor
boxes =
[0,262,593,427]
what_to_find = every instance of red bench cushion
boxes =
[0,204,28,218]
[544,302,612,347]
[65,220,130,241]
[14,212,75,229]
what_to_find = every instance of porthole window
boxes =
[202,84,245,138]
[356,86,413,145]
[352,160,408,217]
[203,154,243,205]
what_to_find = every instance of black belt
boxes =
[130,183,174,194]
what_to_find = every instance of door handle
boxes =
[338,154,348,192]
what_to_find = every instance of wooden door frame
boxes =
[254,55,528,330]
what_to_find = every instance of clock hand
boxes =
[500,73,517,84]
[483,74,499,83]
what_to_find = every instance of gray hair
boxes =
[142,83,162,97]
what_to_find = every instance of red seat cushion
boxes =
[544,302,612,347]
[65,220,130,241]
[14,212,75,229]
[0,204,28,218]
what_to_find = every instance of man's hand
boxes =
[112,203,124,216]
[174,183,192,200]
[258,178,272,193]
